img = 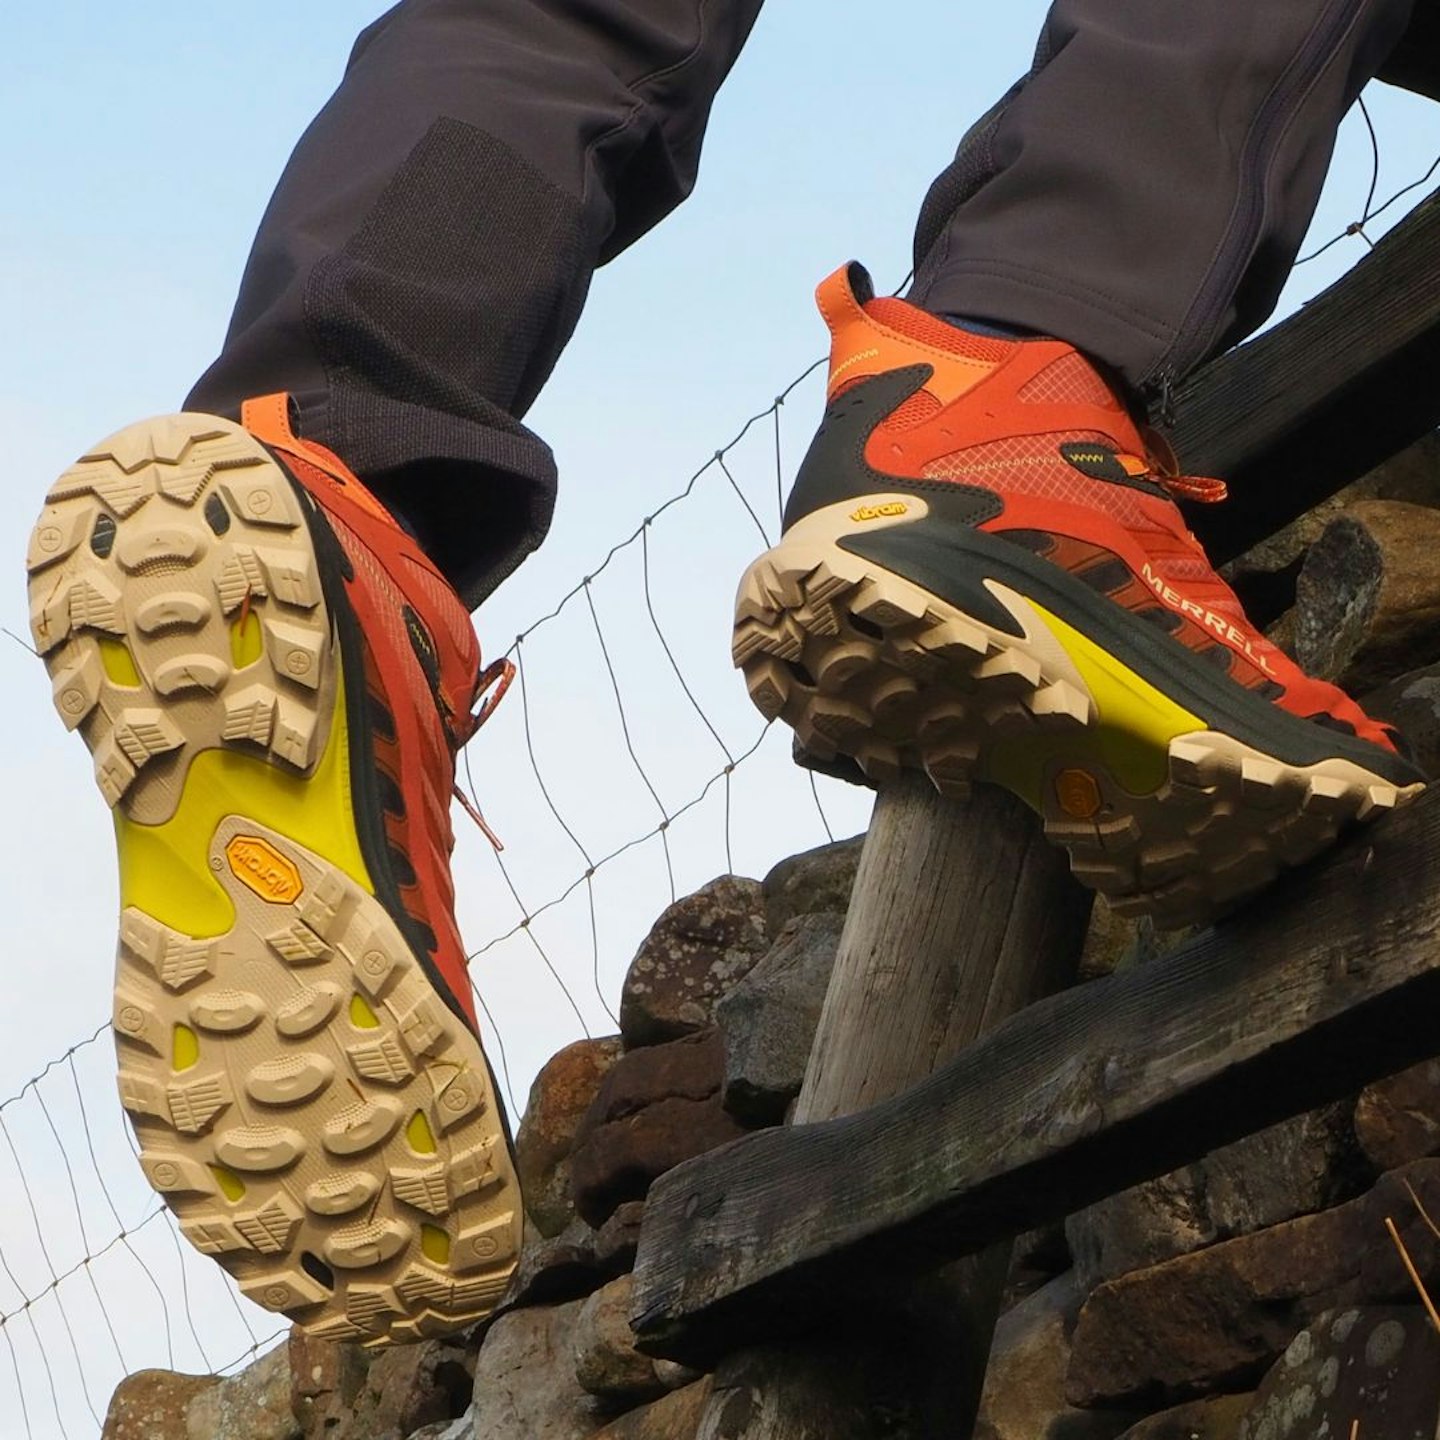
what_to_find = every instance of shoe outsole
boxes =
[734,500,1422,929]
[27,414,520,1344]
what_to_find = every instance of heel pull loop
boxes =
[240,393,300,451]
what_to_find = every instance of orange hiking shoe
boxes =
[735,263,1425,926]
[27,395,521,1343]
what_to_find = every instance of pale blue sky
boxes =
[1,5,1439,1434]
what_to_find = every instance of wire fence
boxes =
[3,98,1439,1440]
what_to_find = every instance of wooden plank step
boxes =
[630,785,1440,1367]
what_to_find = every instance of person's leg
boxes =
[29,0,762,1344]
[189,0,763,606]
[736,0,1426,931]
[910,0,1414,394]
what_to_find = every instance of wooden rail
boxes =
[632,784,1440,1367]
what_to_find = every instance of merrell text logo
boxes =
[1140,564,1277,676]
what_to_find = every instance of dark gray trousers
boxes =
[187,0,1414,607]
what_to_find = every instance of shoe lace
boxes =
[447,656,516,853]
[1158,473,1228,503]
[1142,425,1228,504]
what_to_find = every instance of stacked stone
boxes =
[977,1085,1440,1438]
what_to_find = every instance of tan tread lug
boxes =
[1042,733,1421,928]
[116,822,520,1343]
[26,412,338,824]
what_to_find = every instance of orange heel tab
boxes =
[241,393,299,451]
[814,262,876,342]
[815,263,882,400]
[814,262,1005,404]
[240,392,396,526]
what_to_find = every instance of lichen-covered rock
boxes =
[516,1036,625,1237]
[290,1335,471,1440]
[570,1030,747,1226]
[103,1348,309,1440]
[1114,1394,1254,1438]
[1067,1101,1365,1292]
[591,1200,647,1273]
[653,1358,704,1392]
[1066,1161,1440,1408]
[102,1370,219,1440]
[1068,1168,1213,1296]
[1237,1307,1440,1439]
[716,913,843,1125]
[289,1326,370,1437]
[618,877,769,1047]
[1075,907,1198,982]
[759,836,862,935]
[572,1274,667,1405]
[1077,901,1143,982]
[581,1028,727,1118]
[1354,1058,1440,1170]
[1223,432,1440,630]
[589,1377,714,1439]
[186,1345,300,1439]
[467,1300,598,1440]
[1362,661,1440,777]
[406,1417,475,1440]
[504,1219,606,1311]
[973,1271,1134,1440]
[1294,500,1440,693]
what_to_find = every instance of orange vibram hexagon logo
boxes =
[225,836,304,904]
[1055,769,1103,820]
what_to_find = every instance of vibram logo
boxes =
[1140,563,1278,677]
[226,836,304,904]
[1055,768,1102,820]
[850,502,910,523]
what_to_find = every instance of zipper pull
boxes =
[1149,368,1178,431]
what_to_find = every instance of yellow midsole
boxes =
[116,661,373,938]
[983,600,1205,808]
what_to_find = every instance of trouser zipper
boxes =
[1140,0,1369,405]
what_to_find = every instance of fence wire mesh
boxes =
[3,97,1440,1439]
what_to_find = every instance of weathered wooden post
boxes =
[692,773,1092,1439]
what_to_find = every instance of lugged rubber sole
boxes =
[734,498,1423,928]
[27,414,521,1343]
